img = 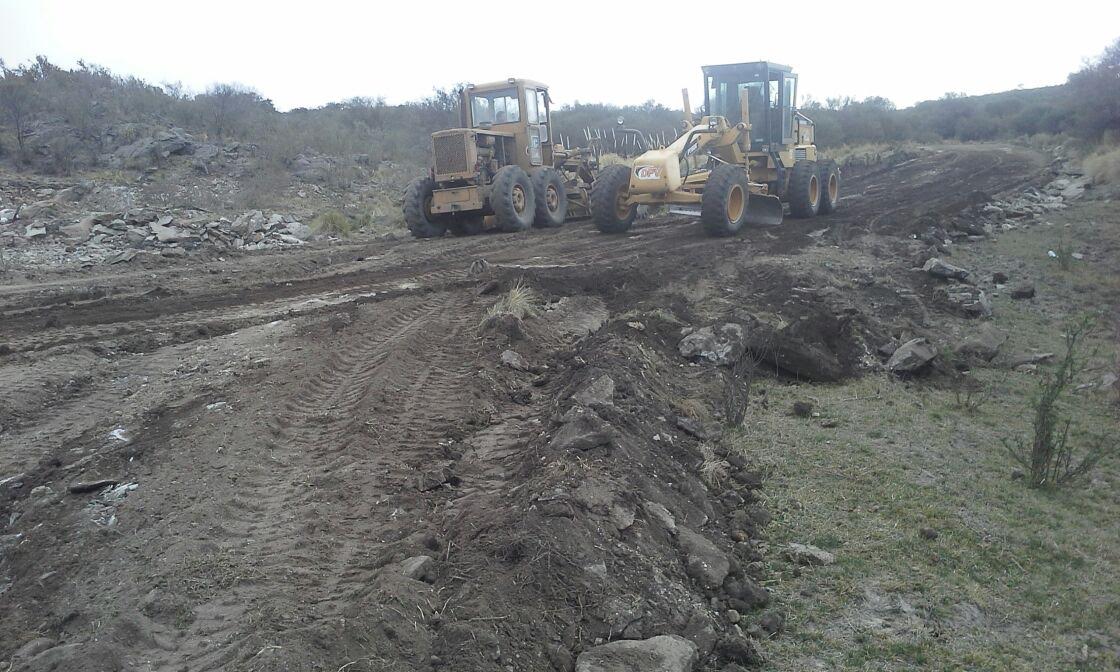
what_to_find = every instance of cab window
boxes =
[470,87,520,126]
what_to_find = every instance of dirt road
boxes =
[0,144,1048,671]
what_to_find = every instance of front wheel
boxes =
[532,168,567,227]
[817,159,840,214]
[788,160,821,218]
[491,166,535,232]
[590,164,637,234]
[403,177,448,238]
[700,164,749,237]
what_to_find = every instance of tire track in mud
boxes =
[177,291,483,670]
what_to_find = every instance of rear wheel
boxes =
[491,166,535,232]
[591,164,637,234]
[700,164,749,237]
[817,159,840,214]
[788,160,821,218]
[532,168,567,227]
[403,177,448,238]
[448,216,484,236]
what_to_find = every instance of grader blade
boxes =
[745,194,784,227]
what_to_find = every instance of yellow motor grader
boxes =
[591,62,839,236]
[404,79,598,238]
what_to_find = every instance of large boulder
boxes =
[576,635,698,672]
[923,257,971,281]
[678,323,745,366]
[953,325,1007,364]
[113,128,194,167]
[887,338,936,373]
[550,408,612,452]
[677,526,730,589]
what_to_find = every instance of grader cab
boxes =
[591,62,840,236]
[404,79,598,238]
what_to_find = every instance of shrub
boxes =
[311,210,353,237]
[1003,317,1110,487]
[1083,145,1120,186]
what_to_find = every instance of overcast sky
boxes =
[2,1,1117,112]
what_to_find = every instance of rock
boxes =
[149,221,192,243]
[284,221,313,240]
[758,610,784,636]
[398,555,436,582]
[992,271,1009,284]
[549,409,612,452]
[791,401,814,418]
[500,349,531,371]
[886,338,936,373]
[53,185,86,203]
[953,325,1007,363]
[573,375,615,409]
[161,247,187,258]
[723,576,769,610]
[104,249,138,264]
[16,200,54,220]
[923,257,970,281]
[725,609,740,623]
[744,323,844,382]
[24,225,48,239]
[678,526,730,589]
[15,637,58,659]
[940,285,992,317]
[1008,352,1054,367]
[68,479,118,494]
[784,542,835,566]
[714,635,762,666]
[1010,283,1035,300]
[678,323,746,366]
[0,208,16,224]
[919,527,939,540]
[232,210,266,235]
[675,416,711,440]
[547,643,575,672]
[113,128,194,167]
[644,500,677,536]
[575,635,697,672]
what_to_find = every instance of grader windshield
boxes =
[470,88,521,126]
[703,62,797,149]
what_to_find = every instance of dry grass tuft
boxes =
[311,210,353,237]
[483,280,540,323]
[698,444,730,489]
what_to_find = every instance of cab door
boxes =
[524,88,545,166]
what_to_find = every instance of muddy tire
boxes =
[700,164,750,237]
[491,166,535,232]
[403,177,448,238]
[817,159,840,214]
[591,164,637,234]
[448,216,484,237]
[788,160,821,218]
[531,168,567,227]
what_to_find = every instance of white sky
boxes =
[1,0,1117,111]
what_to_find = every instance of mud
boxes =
[0,144,1048,670]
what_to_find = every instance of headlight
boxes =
[635,165,662,180]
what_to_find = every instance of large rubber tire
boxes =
[403,177,448,238]
[700,164,750,237]
[788,160,821,218]
[491,166,535,232]
[591,164,637,234]
[817,159,840,214]
[532,168,567,227]
[448,216,484,237]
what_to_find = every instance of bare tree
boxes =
[0,62,38,160]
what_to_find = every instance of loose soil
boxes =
[4,144,1091,672]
